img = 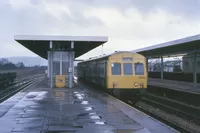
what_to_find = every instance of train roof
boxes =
[79,51,141,63]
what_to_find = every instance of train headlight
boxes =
[134,83,138,86]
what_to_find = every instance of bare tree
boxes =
[172,57,182,72]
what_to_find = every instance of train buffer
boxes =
[0,78,177,133]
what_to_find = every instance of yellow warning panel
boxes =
[55,75,66,88]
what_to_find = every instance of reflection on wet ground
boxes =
[53,91,65,98]
[94,121,106,125]
[0,79,154,133]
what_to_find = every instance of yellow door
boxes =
[55,75,66,88]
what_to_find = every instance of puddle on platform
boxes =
[113,129,140,133]
[75,93,84,97]
[81,101,88,105]
[84,107,93,111]
[90,115,101,119]
[89,112,96,115]
[74,100,89,105]
[53,91,65,98]
[44,130,76,133]
[77,96,83,100]
[26,92,47,100]
[26,95,36,99]
[78,112,97,117]
[78,113,89,116]
[74,93,84,100]
[94,121,106,125]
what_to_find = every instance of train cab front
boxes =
[107,55,147,99]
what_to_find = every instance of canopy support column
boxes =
[193,50,197,88]
[50,41,53,89]
[146,58,148,72]
[161,56,163,80]
[69,41,74,88]
[60,54,62,75]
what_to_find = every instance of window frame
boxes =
[123,57,132,62]
[123,63,133,75]
[134,62,145,75]
[111,63,121,75]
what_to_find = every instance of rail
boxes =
[132,93,200,133]
[0,74,45,103]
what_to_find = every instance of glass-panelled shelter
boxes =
[15,35,108,89]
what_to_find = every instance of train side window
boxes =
[112,63,121,75]
[135,63,144,75]
[123,63,133,75]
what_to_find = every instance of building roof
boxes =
[14,35,108,59]
[132,34,200,58]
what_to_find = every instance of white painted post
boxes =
[146,58,148,72]
[47,51,50,77]
[60,53,62,75]
[69,41,74,88]
[50,41,53,89]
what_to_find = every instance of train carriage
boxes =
[77,51,147,99]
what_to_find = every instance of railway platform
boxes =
[0,78,177,133]
[148,78,200,94]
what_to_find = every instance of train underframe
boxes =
[78,77,146,102]
[106,88,146,101]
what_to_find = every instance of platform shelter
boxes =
[15,35,108,88]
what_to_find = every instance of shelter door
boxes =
[53,52,71,88]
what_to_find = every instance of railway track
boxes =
[127,93,200,133]
[0,74,45,103]
[145,93,200,120]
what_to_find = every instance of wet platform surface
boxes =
[148,78,200,94]
[0,78,177,133]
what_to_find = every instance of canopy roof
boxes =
[14,35,108,59]
[132,34,200,58]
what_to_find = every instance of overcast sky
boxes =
[0,0,200,60]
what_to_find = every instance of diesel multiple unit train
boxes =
[77,51,147,99]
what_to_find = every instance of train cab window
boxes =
[112,63,121,75]
[135,63,144,75]
[123,58,132,61]
[123,63,133,75]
